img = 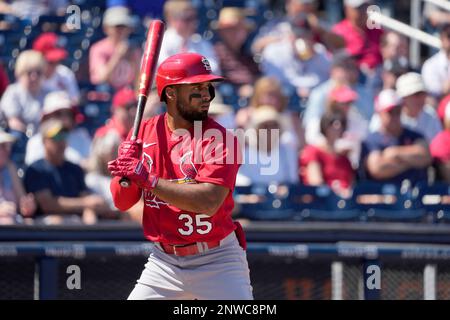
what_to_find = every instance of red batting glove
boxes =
[108,157,159,190]
[118,139,142,159]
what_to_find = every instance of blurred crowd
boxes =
[0,0,449,225]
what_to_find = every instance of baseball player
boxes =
[108,53,253,300]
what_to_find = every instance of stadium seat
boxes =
[416,182,450,223]
[352,181,425,222]
[289,184,361,222]
[234,184,296,220]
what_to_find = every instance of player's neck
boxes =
[166,112,193,131]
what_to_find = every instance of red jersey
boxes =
[111,113,240,244]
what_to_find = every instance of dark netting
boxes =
[56,256,148,300]
[379,261,424,300]
[436,263,450,300]
[342,262,363,300]
[0,257,35,300]
[5,250,450,300]
[248,254,331,300]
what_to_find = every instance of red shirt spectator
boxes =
[94,87,137,141]
[300,144,354,190]
[89,7,141,90]
[332,0,384,70]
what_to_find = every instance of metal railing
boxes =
[368,0,449,68]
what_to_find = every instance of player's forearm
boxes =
[151,179,225,216]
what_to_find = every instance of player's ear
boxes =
[165,86,176,101]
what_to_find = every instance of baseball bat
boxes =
[119,20,165,188]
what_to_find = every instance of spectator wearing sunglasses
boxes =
[300,110,354,197]
[24,119,110,225]
[25,91,91,169]
[0,50,50,136]
[89,6,141,90]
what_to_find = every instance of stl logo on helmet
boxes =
[201,57,211,71]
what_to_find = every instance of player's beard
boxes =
[176,102,208,123]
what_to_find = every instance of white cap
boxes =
[344,0,371,8]
[396,72,427,98]
[375,89,403,113]
[42,91,72,117]
[103,6,134,27]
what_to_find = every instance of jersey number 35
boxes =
[178,214,212,235]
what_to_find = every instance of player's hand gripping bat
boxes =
[119,20,165,188]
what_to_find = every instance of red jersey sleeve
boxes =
[109,120,150,211]
[195,131,241,191]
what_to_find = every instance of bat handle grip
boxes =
[118,135,138,188]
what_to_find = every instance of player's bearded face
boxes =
[175,83,212,122]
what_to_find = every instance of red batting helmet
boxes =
[156,53,224,101]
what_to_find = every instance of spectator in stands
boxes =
[158,0,220,73]
[305,85,368,167]
[0,0,68,20]
[381,31,409,63]
[422,24,450,104]
[236,105,298,186]
[370,73,442,143]
[332,0,384,84]
[373,31,410,94]
[0,50,49,135]
[208,94,236,129]
[85,131,122,219]
[24,119,110,225]
[89,6,141,90]
[33,32,80,105]
[424,2,450,36]
[380,57,410,92]
[259,19,331,100]
[94,87,137,141]
[117,0,165,20]
[360,89,432,185]
[142,89,164,120]
[300,111,354,197]
[25,91,91,169]
[302,55,374,125]
[213,7,260,98]
[251,0,345,54]
[236,76,304,152]
[0,128,35,225]
[0,62,9,99]
[431,99,450,183]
